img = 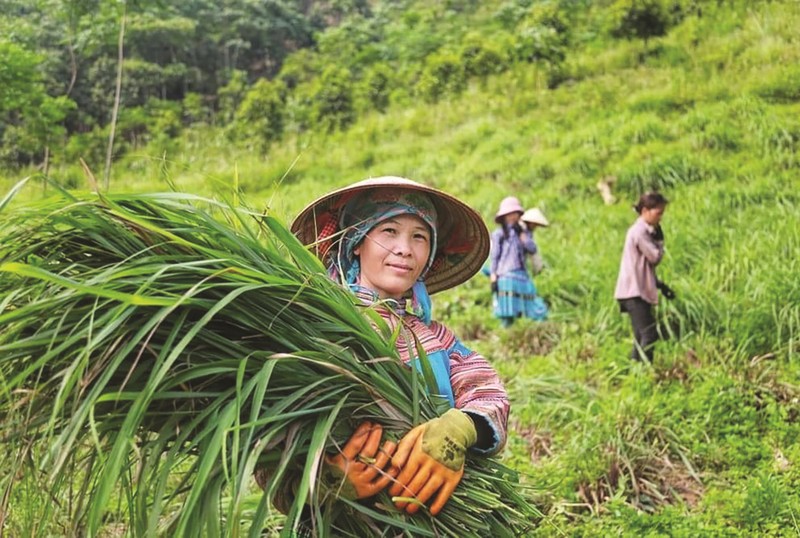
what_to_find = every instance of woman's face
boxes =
[503,212,521,226]
[641,205,666,226]
[354,214,432,300]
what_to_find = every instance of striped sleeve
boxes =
[430,321,510,455]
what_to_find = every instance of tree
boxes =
[460,34,507,79]
[217,69,249,124]
[358,63,393,113]
[315,14,382,72]
[230,78,286,149]
[608,0,672,47]
[0,40,75,167]
[312,66,355,133]
[416,52,466,103]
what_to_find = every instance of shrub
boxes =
[315,15,381,71]
[216,70,248,124]
[511,25,566,64]
[143,98,183,153]
[311,66,355,132]
[0,42,75,169]
[494,1,530,30]
[182,92,211,126]
[0,94,73,169]
[607,0,673,47]
[460,36,508,79]
[527,1,570,37]
[642,43,692,67]
[392,17,445,62]
[358,63,394,113]
[416,52,467,103]
[231,78,287,148]
[116,106,150,148]
[63,126,114,171]
[284,82,315,134]
[277,49,323,90]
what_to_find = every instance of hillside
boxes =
[3,0,800,535]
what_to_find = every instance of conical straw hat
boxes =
[521,207,549,227]
[291,176,490,294]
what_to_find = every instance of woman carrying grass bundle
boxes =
[489,196,548,327]
[614,192,674,363]
[289,176,510,518]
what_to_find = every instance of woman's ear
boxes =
[353,246,360,256]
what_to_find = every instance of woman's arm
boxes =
[432,322,509,455]
[635,226,664,265]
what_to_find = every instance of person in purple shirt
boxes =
[614,192,674,362]
[489,196,548,327]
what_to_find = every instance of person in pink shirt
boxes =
[614,192,673,362]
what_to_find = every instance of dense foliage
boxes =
[0,0,632,167]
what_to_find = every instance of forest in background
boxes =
[2,0,708,177]
[2,0,800,536]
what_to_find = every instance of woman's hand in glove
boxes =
[656,280,676,300]
[323,421,397,500]
[389,409,477,516]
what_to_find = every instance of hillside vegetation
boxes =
[2,0,800,535]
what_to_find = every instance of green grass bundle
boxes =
[0,183,539,537]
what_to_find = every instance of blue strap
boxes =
[409,349,454,408]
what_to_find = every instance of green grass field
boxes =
[2,1,800,535]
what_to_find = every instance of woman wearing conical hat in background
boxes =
[258,176,509,531]
[521,207,550,276]
[489,197,549,327]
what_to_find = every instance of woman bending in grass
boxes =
[290,176,509,518]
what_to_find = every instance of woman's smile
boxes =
[386,261,414,272]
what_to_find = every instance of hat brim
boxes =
[494,210,523,224]
[290,176,490,295]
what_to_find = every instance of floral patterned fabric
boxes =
[353,287,510,455]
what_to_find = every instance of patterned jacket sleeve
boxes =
[431,320,510,455]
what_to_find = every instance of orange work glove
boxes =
[388,409,477,516]
[322,421,397,500]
